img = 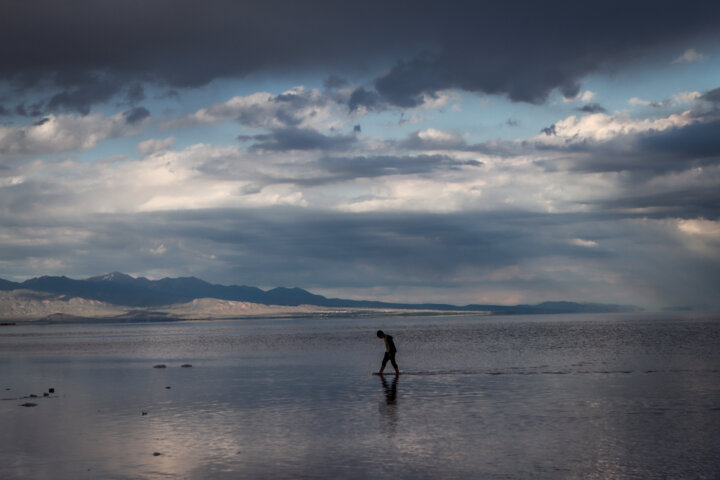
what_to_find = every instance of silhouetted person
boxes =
[376,330,399,375]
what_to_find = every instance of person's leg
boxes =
[390,353,399,375]
[379,352,390,374]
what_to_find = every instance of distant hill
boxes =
[0,272,642,314]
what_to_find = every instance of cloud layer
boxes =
[1,3,719,310]
[3,1,719,112]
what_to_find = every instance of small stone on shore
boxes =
[153,452,163,456]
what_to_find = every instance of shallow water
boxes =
[1,313,720,479]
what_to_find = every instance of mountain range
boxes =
[0,272,641,317]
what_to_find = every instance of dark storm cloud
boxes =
[701,87,720,104]
[640,119,720,159]
[0,208,534,289]
[1,1,406,98]
[315,155,482,181]
[348,87,385,112]
[578,103,607,114]
[323,75,348,90]
[540,124,557,136]
[2,183,718,306]
[197,149,482,187]
[124,83,146,106]
[78,208,610,289]
[4,1,718,110]
[123,107,151,125]
[15,103,44,117]
[47,78,124,115]
[238,128,357,151]
[32,117,51,127]
[590,185,720,220]
[397,130,525,156]
[369,1,720,107]
[16,206,714,310]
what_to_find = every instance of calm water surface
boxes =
[1,313,719,479]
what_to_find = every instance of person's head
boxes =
[376,330,385,338]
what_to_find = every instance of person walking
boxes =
[376,330,400,375]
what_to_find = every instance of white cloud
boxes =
[673,218,720,258]
[164,86,346,131]
[569,238,599,248]
[3,142,315,216]
[630,92,701,108]
[138,137,175,154]
[417,128,460,143]
[419,90,461,110]
[2,135,596,218]
[672,91,702,105]
[148,244,168,255]
[580,90,596,102]
[0,175,25,187]
[338,175,485,213]
[672,48,706,64]
[535,110,695,144]
[0,113,141,159]
[629,97,653,107]
[563,90,596,102]
[412,128,465,149]
[677,218,720,237]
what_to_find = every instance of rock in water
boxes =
[153,364,167,369]
[19,402,37,407]
[181,364,192,368]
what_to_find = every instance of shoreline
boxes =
[0,308,491,325]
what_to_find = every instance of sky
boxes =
[1,0,720,310]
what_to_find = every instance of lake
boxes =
[2,313,720,479]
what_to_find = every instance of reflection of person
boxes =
[376,330,400,375]
[380,374,398,405]
[378,372,398,434]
